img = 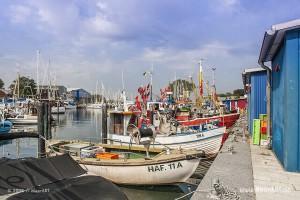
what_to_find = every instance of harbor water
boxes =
[1,109,186,200]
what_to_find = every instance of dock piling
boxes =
[38,102,45,158]
[102,103,108,144]
[38,101,51,158]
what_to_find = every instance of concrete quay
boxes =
[191,127,300,200]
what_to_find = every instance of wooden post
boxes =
[38,102,46,158]
[47,103,52,139]
[43,102,52,140]
[44,102,48,140]
[102,103,108,144]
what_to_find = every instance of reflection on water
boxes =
[51,109,102,142]
[0,138,38,159]
[1,109,186,200]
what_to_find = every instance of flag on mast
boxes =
[199,60,203,97]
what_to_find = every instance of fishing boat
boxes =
[107,109,226,156]
[49,141,203,185]
[6,114,38,125]
[176,112,240,129]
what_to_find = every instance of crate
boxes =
[96,153,119,159]
[62,143,93,157]
[252,119,261,145]
[259,114,267,121]
[81,146,104,158]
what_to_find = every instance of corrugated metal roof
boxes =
[258,19,300,63]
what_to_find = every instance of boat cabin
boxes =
[108,111,137,135]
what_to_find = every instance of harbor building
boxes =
[259,19,300,172]
[242,68,267,136]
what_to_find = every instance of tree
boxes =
[169,79,195,92]
[233,89,244,97]
[0,78,4,89]
[9,76,36,97]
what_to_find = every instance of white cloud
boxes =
[222,0,239,7]
[213,0,241,14]
[142,41,232,69]
[9,5,32,23]
[83,14,120,37]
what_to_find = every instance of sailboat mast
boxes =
[17,73,20,99]
[36,50,40,99]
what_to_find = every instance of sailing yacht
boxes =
[87,81,104,109]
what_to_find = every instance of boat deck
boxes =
[47,140,204,166]
[48,139,163,153]
[76,149,202,166]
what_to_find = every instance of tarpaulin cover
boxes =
[7,175,128,200]
[0,154,127,199]
[0,154,85,195]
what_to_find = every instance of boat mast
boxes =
[197,59,204,107]
[211,67,217,109]
[95,80,98,103]
[36,50,40,99]
[17,73,20,99]
[150,64,153,101]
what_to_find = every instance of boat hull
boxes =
[178,113,240,128]
[109,127,226,155]
[87,104,103,109]
[65,105,76,109]
[7,119,37,125]
[51,107,66,114]
[0,121,12,133]
[7,116,38,125]
[80,158,200,185]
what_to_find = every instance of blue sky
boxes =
[0,0,299,97]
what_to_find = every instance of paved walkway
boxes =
[191,134,255,200]
[251,145,300,200]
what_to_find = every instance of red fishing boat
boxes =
[176,112,240,128]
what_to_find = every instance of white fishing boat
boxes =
[7,114,38,125]
[49,141,203,185]
[107,109,225,155]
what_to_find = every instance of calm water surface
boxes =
[2,109,185,200]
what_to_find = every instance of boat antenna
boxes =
[121,69,125,91]
[150,64,153,101]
